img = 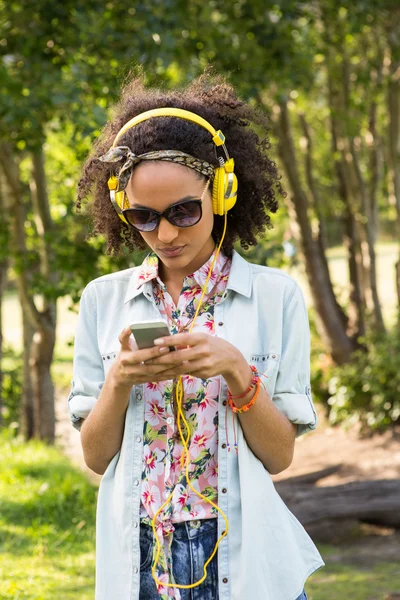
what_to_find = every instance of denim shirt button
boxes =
[223,577,228,583]
[133,567,138,574]
[134,522,138,528]
[222,488,227,494]
[136,436,142,442]
[134,479,139,486]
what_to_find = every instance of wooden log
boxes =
[276,465,341,486]
[275,478,400,528]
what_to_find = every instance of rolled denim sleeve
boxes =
[67,284,104,431]
[272,282,317,437]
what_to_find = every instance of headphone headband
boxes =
[112,108,229,160]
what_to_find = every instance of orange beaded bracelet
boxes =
[228,378,261,414]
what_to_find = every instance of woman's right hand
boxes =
[107,326,182,390]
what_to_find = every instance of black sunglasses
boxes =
[122,198,203,232]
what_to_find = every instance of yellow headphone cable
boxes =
[150,211,229,591]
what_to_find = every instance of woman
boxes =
[68,73,324,600]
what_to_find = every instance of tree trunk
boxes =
[386,13,400,318]
[349,138,386,333]
[396,264,400,319]
[30,147,57,443]
[322,14,368,341]
[30,324,56,441]
[0,174,7,427]
[275,467,400,530]
[298,113,330,255]
[0,141,57,443]
[342,207,366,338]
[0,164,35,437]
[20,311,35,439]
[0,151,37,438]
[0,264,4,427]
[274,98,355,365]
[368,95,381,247]
[329,110,366,338]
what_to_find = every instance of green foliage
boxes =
[0,429,97,598]
[324,328,400,431]
[236,238,288,269]
[233,205,294,268]
[1,346,23,428]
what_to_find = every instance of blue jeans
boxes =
[139,518,308,600]
[139,518,219,600]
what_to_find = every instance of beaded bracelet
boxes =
[228,378,261,414]
[228,365,258,400]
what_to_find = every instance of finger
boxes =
[129,360,186,382]
[149,365,188,380]
[128,334,138,352]
[153,332,205,348]
[149,346,200,366]
[172,359,211,377]
[118,326,134,349]
[179,360,206,375]
[133,343,171,364]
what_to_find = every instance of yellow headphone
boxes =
[106,107,238,223]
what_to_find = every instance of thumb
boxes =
[118,326,138,351]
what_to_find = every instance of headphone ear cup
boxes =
[212,167,238,216]
[108,176,130,225]
[111,190,130,225]
[225,172,238,212]
[212,167,224,215]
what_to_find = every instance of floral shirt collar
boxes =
[137,248,230,296]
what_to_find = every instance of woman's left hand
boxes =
[149,332,245,380]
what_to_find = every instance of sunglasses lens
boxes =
[168,201,202,227]
[125,209,158,232]
[122,200,202,231]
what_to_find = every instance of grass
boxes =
[1,431,399,600]
[0,429,97,600]
[306,546,400,599]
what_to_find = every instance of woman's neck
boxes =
[158,242,216,291]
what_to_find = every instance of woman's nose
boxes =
[157,217,179,244]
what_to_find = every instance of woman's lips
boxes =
[158,246,185,257]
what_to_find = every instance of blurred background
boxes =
[0,1,399,598]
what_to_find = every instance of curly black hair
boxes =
[76,72,285,256]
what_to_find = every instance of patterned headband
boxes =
[98,146,215,190]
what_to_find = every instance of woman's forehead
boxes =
[126,161,204,204]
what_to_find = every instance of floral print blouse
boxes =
[136,249,231,599]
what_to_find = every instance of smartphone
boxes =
[130,319,175,350]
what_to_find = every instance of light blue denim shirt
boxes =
[68,250,324,600]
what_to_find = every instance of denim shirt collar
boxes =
[123,249,252,305]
